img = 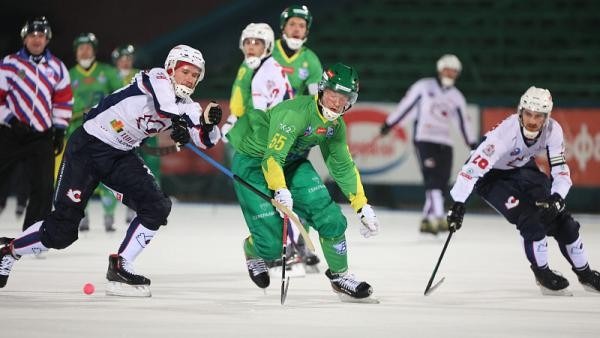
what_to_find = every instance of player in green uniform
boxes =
[68,32,123,232]
[272,5,322,96]
[227,63,380,302]
[111,44,161,224]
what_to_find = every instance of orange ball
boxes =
[83,283,95,295]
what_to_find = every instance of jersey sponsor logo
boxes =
[459,171,472,180]
[326,126,334,138]
[316,127,327,135]
[510,147,521,156]
[83,76,96,85]
[303,126,313,136]
[111,119,124,133]
[279,123,296,135]
[155,73,168,80]
[66,189,82,203]
[483,144,495,156]
[504,196,519,209]
[281,66,294,75]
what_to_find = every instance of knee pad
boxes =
[551,212,580,244]
[136,193,172,231]
[40,207,83,249]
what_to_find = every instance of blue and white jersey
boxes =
[0,48,73,131]
[385,77,475,146]
[450,114,571,203]
[83,67,220,151]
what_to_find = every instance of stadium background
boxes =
[2,0,598,212]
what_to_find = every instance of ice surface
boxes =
[1,198,599,337]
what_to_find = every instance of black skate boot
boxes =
[106,254,151,297]
[0,238,18,288]
[573,265,600,293]
[420,218,438,235]
[530,264,571,296]
[246,257,270,288]
[325,269,378,303]
[294,236,320,273]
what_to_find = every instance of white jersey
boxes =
[251,57,293,111]
[450,114,571,203]
[385,78,476,146]
[83,68,220,151]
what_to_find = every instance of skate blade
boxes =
[538,285,573,296]
[582,284,600,294]
[106,281,151,297]
[424,277,445,296]
[336,292,380,304]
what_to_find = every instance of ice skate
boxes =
[268,253,306,278]
[437,217,449,232]
[105,254,151,297]
[246,256,270,288]
[293,236,320,273]
[573,266,600,293]
[79,214,90,232]
[530,264,572,296]
[104,214,116,232]
[325,269,378,303]
[0,238,18,288]
[419,218,438,235]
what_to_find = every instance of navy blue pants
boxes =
[415,141,452,190]
[41,127,171,249]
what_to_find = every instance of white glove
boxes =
[357,204,379,238]
[274,188,293,218]
[220,115,237,143]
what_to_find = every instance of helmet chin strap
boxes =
[440,76,455,88]
[244,56,262,69]
[282,34,306,50]
[521,127,540,140]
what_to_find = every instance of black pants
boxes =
[0,123,54,230]
[41,127,171,249]
[414,141,453,190]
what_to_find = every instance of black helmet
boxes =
[111,44,135,63]
[20,16,52,40]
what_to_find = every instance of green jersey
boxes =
[272,39,322,96]
[118,68,139,86]
[68,61,122,136]
[229,63,254,118]
[227,95,367,211]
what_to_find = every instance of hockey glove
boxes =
[274,188,293,218]
[535,193,565,223]
[52,128,66,155]
[380,123,392,136]
[201,101,223,132]
[220,115,238,143]
[170,115,190,145]
[357,204,379,238]
[447,201,466,232]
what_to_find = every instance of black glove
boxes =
[170,115,190,145]
[535,193,565,223]
[447,202,466,232]
[201,101,222,132]
[469,143,478,150]
[52,128,66,155]
[380,123,392,136]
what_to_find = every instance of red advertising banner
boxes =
[159,99,228,175]
[482,108,600,187]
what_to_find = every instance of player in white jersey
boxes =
[380,54,477,234]
[446,86,600,295]
[0,45,223,296]
[221,22,292,137]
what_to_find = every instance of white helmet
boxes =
[239,23,274,70]
[436,54,462,87]
[164,45,205,99]
[518,86,553,139]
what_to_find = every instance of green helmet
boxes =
[73,32,98,51]
[280,5,313,31]
[318,63,359,120]
[111,44,135,63]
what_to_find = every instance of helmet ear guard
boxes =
[164,45,205,99]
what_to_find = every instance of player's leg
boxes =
[232,153,282,289]
[98,184,117,232]
[415,141,444,234]
[21,132,54,231]
[290,161,373,301]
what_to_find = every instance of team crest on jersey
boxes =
[326,126,334,138]
[111,119,124,133]
[298,67,309,80]
[504,196,519,209]
[98,73,107,84]
[333,240,347,255]
[510,148,521,156]
[136,115,167,134]
[483,144,495,156]
[304,126,313,136]
[18,69,26,79]
[45,68,55,78]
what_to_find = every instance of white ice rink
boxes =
[1,198,599,338]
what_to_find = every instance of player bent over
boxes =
[227,63,380,302]
[0,45,222,297]
[446,86,600,296]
